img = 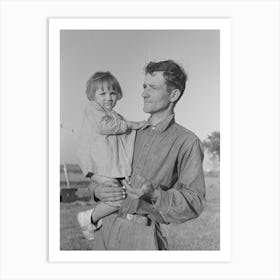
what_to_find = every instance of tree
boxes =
[203,131,220,161]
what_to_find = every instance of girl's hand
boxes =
[127,120,146,130]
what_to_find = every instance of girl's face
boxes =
[94,84,118,111]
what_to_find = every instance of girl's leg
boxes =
[91,202,118,223]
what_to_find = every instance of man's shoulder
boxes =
[172,122,201,143]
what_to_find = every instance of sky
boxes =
[60,30,220,165]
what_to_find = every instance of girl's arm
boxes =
[97,113,129,135]
[126,120,146,130]
[87,103,145,135]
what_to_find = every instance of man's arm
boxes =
[124,139,206,224]
[152,139,206,224]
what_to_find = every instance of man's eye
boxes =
[143,84,147,89]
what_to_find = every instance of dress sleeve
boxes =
[86,104,129,135]
[153,139,206,224]
[76,111,94,176]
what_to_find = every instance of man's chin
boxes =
[143,105,152,113]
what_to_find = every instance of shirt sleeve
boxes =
[153,139,206,224]
[86,103,129,135]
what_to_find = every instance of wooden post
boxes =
[63,163,70,188]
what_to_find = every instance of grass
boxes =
[60,171,220,250]
[161,176,220,250]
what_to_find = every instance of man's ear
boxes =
[169,89,181,103]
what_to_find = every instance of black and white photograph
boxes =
[1,1,279,279]
[49,18,231,261]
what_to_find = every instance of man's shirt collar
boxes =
[141,114,175,132]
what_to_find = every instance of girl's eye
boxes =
[108,92,117,96]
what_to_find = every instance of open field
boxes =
[60,166,220,250]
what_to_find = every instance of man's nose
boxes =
[142,90,148,98]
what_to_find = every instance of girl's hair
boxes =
[86,71,123,101]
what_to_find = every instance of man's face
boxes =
[142,72,172,114]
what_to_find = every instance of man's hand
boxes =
[122,176,159,201]
[94,179,126,202]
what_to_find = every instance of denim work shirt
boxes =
[119,114,206,224]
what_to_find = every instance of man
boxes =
[91,59,206,250]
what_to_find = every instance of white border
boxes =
[49,18,231,262]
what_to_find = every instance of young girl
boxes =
[76,71,146,240]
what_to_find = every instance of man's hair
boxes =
[86,71,123,101]
[145,60,187,100]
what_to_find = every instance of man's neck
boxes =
[149,107,174,125]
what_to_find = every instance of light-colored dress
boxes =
[76,101,135,178]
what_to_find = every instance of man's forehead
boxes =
[144,71,165,84]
